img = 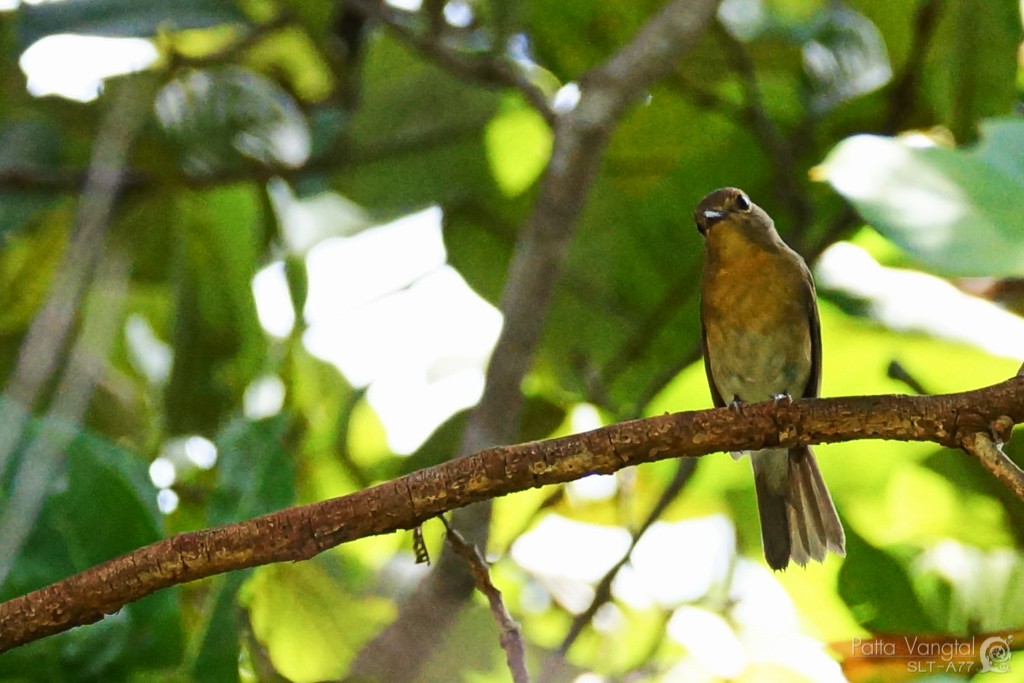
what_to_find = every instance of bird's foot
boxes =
[728,397,748,459]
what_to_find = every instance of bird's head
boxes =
[694,187,764,234]
[693,187,783,255]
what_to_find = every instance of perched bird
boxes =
[695,187,845,570]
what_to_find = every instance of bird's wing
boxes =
[803,263,822,400]
[700,318,727,408]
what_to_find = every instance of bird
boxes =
[694,187,845,570]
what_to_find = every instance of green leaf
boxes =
[278,0,337,42]
[283,254,308,328]
[923,448,1024,548]
[526,0,662,79]
[485,98,552,197]
[165,185,268,434]
[0,430,161,593]
[442,192,524,305]
[242,559,395,683]
[285,347,366,501]
[840,531,1024,637]
[848,0,915,69]
[188,572,248,683]
[0,201,70,334]
[800,5,892,114]
[210,415,295,524]
[331,35,500,215]
[922,0,1021,140]
[155,67,311,176]
[18,0,246,48]
[242,26,335,103]
[838,528,937,633]
[911,545,1024,633]
[816,118,1024,276]
[0,430,183,680]
[186,416,295,681]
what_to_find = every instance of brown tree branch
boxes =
[349,1,722,680]
[1,375,1023,653]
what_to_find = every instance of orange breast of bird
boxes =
[700,225,813,402]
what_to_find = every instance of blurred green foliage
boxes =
[1,0,1023,681]
[819,120,1024,276]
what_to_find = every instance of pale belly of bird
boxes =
[707,326,811,403]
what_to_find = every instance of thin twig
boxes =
[887,360,930,395]
[441,517,530,683]
[961,422,1024,500]
[537,458,698,683]
[344,0,555,123]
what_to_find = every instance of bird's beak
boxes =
[695,208,726,236]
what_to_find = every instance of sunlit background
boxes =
[5,1,1024,680]
[14,0,1023,481]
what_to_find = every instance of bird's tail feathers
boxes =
[786,445,845,566]
[751,448,792,571]
[751,446,845,571]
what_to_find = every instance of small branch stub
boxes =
[442,518,529,683]
[962,423,1024,500]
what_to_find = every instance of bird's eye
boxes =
[734,194,752,211]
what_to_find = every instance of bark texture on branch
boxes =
[349,0,724,679]
[1,376,1022,653]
